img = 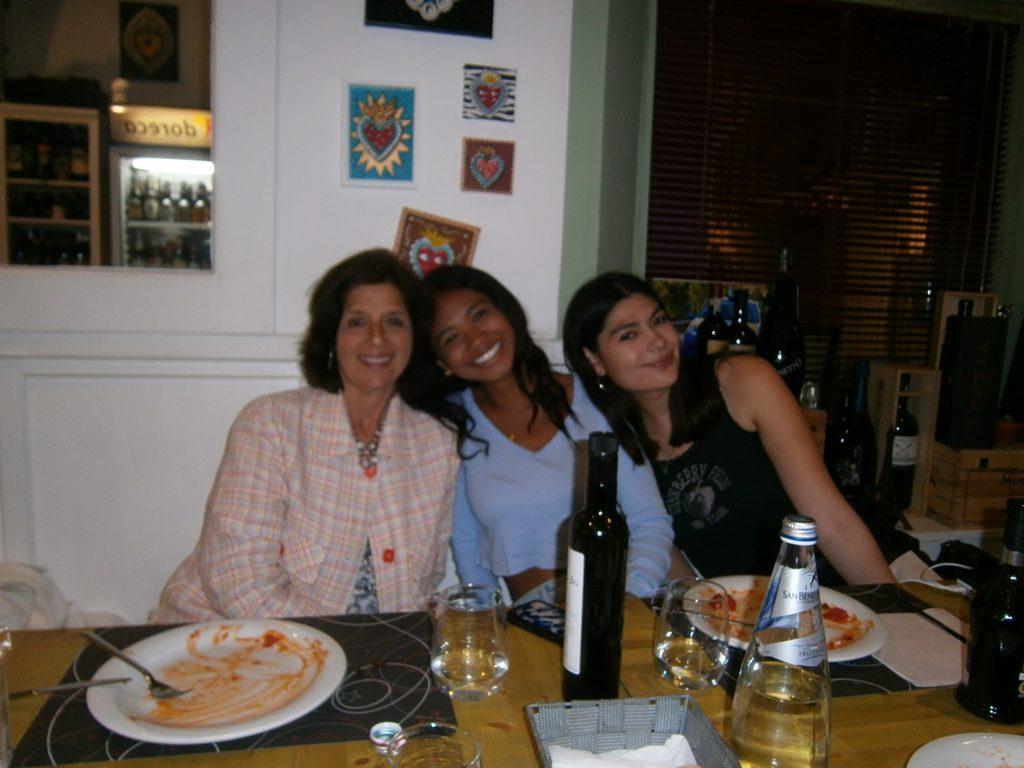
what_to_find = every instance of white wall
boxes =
[0,0,575,622]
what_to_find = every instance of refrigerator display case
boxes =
[108,106,213,269]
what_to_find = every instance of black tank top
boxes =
[652,410,841,584]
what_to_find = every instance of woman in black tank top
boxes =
[563,273,894,585]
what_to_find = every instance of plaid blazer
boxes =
[152,387,458,622]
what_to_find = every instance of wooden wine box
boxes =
[926,442,1024,529]
[867,363,941,515]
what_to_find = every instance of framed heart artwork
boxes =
[393,208,479,280]
[120,2,179,82]
[346,83,415,186]
[462,64,516,122]
[461,138,514,195]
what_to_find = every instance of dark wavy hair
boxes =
[423,265,573,456]
[562,272,724,464]
[299,249,462,431]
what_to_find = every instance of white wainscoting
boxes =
[0,349,301,623]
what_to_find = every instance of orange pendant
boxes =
[364,464,378,479]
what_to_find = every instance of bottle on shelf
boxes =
[703,302,730,357]
[127,171,145,221]
[191,182,210,224]
[142,175,161,221]
[562,432,629,701]
[159,182,175,223]
[728,288,758,354]
[756,247,806,396]
[955,498,1024,724]
[35,123,54,180]
[891,375,919,512]
[731,514,831,768]
[69,125,89,181]
[52,125,71,181]
[175,182,193,223]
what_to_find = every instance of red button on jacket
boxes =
[382,548,395,563]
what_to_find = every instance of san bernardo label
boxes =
[563,548,584,675]
[762,565,826,667]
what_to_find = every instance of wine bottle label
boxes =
[892,435,918,467]
[562,547,584,675]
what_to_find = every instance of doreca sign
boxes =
[110,106,212,148]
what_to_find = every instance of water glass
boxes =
[386,721,482,768]
[430,584,508,701]
[653,577,729,690]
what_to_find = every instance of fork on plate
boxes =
[81,630,190,699]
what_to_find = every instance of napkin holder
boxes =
[526,695,739,768]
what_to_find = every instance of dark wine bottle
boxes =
[955,498,1024,723]
[704,304,730,357]
[891,380,918,511]
[756,247,806,395]
[851,361,877,509]
[824,384,866,504]
[562,432,628,700]
[728,289,757,354]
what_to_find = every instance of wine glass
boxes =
[653,577,730,690]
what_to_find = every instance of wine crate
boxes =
[867,363,941,515]
[926,442,1024,529]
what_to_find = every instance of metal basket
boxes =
[526,694,740,768]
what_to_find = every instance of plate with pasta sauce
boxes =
[86,620,346,744]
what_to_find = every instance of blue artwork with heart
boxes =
[348,84,415,182]
[463,64,515,122]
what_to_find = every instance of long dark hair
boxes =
[424,265,573,455]
[298,248,464,433]
[562,272,724,464]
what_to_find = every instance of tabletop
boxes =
[7,582,1023,767]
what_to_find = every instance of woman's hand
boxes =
[716,355,895,585]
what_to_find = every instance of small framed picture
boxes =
[461,138,514,194]
[120,2,179,81]
[463,64,516,122]
[346,83,415,186]
[393,207,479,279]
[365,0,494,38]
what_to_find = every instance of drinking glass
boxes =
[653,577,729,690]
[430,584,508,701]
[386,722,482,768]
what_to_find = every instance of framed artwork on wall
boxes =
[365,0,494,38]
[119,2,179,81]
[393,207,479,279]
[346,83,415,186]
[461,138,514,194]
[463,64,516,122]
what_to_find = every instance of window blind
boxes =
[646,0,1016,406]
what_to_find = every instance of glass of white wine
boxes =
[430,584,509,701]
[653,577,730,690]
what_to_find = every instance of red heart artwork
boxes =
[361,120,398,157]
[476,85,504,112]
[475,157,500,181]
[415,243,455,277]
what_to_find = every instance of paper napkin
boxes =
[874,609,965,687]
[549,733,699,768]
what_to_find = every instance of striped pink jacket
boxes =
[152,387,458,622]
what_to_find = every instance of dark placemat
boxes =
[13,612,455,766]
[715,582,961,697]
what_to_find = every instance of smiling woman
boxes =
[151,249,461,622]
[423,265,672,605]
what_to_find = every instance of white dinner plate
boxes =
[907,732,1024,768]
[697,574,887,662]
[86,619,346,745]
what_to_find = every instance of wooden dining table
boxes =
[8,583,1023,767]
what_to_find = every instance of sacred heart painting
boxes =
[461,138,514,194]
[347,84,415,185]
[463,64,516,122]
[120,2,179,81]
[393,208,479,279]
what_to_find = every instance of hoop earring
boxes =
[326,349,336,374]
